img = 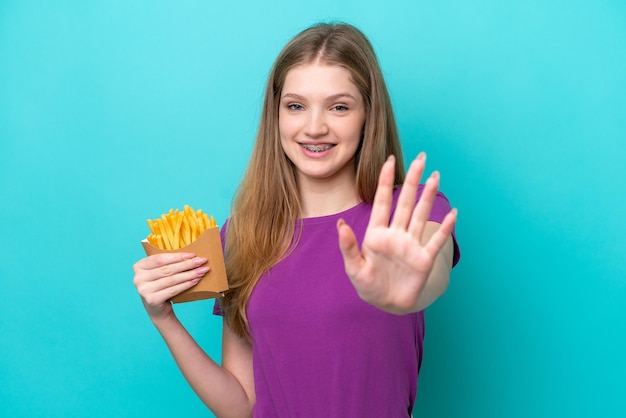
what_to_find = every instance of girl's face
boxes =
[279,62,366,189]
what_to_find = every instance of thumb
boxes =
[337,219,363,277]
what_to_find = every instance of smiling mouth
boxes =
[300,144,335,153]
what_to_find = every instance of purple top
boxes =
[215,187,460,417]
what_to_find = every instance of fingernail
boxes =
[194,257,208,266]
[182,253,195,260]
[417,152,426,161]
[196,267,210,276]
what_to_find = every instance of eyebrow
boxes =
[281,92,358,102]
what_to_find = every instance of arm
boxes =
[133,254,255,417]
[152,315,255,418]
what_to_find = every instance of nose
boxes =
[304,109,329,138]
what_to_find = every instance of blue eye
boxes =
[333,105,349,111]
[287,103,303,111]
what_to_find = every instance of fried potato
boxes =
[146,205,217,250]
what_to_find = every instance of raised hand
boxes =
[337,153,457,314]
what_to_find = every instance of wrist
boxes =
[142,300,177,327]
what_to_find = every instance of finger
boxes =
[133,255,207,288]
[143,274,203,306]
[151,257,209,290]
[391,152,426,230]
[337,219,364,278]
[408,170,440,239]
[135,252,196,270]
[368,155,396,229]
[137,264,209,301]
[423,209,458,259]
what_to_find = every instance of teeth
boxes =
[302,144,333,152]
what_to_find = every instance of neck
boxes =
[297,174,361,218]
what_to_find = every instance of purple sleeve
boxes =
[423,188,461,267]
[213,297,224,316]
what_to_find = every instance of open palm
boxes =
[337,153,457,314]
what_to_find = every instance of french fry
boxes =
[160,214,174,250]
[173,211,184,250]
[156,234,166,249]
[147,233,158,247]
[181,216,191,246]
[145,205,218,250]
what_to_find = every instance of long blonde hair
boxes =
[221,22,406,340]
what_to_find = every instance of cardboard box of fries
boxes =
[141,206,229,303]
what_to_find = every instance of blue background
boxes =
[1,1,625,417]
